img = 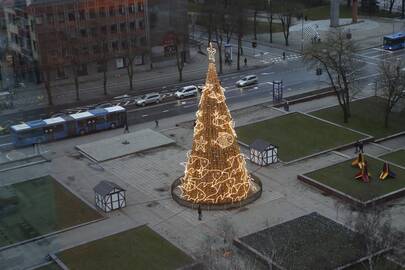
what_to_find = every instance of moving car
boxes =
[136,93,162,106]
[175,85,198,99]
[236,75,258,87]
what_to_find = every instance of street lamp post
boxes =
[301,12,304,52]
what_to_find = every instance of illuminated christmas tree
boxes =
[178,43,258,205]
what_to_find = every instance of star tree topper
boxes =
[207,42,216,63]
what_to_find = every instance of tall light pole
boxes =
[301,12,304,52]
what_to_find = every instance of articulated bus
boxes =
[383,32,405,51]
[10,106,126,147]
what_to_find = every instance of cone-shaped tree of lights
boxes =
[179,43,256,205]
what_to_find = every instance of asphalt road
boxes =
[1,46,405,147]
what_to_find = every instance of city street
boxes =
[1,45,405,148]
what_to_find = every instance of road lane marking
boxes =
[162,110,169,113]
[142,114,149,117]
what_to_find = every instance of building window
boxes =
[121,40,128,50]
[138,2,144,12]
[92,45,100,54]
[140,37,146,46]
[90,27,97,37]
[32,40,37,51]
[68,12,75,21]
[120,23,126,33]
[110,24,117,34]
[57,67,66,78]
[101,25,107,34]
[118,5,125,15]
[79,10,85,20]
[129,4,135,14]
[129,21,136,31]
[99,7,106,17]
[112,41,119,51]
[58,12,65,23]
[109,6,115,16]
[89,9,96,19]
[80,29,87,37]
[35,15,44,24]
[131,38,137,48]
[78,64,88,76]
[46,13,54,24]
[82,46,89,55]
[138,20,144,29]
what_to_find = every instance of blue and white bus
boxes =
[383,32,405,51]
[10,106,126,147]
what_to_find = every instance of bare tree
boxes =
[174,34,186,82]
[304,30,361,123]
[212,0,235,74]
[378,60,405,128]
[346,206,398,270]
[385,0,396,13]
[64,33,83,101]
[197,218,262,270]
[264,0,274,43]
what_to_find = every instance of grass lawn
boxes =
[380,150,405,167]
[305,156,405,202]
[239,213,368,270]
[236,112,365,162]
[58,225,194,270]
[304,5,352,20]
[311,97,405,140]
[0,176,102,248]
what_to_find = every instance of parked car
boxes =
[136,93,162,106]
[96,103,113,109]
[175,85,198,99]
[236,75,258,87]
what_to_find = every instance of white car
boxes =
[136,93,162,106]
[175,85,198,99]
[236,75,258,87]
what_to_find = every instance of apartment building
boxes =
[2,0,188,84]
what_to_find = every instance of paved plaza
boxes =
[0,93,404,270]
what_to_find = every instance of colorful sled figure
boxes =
[379,162,396,181]
[352,153,365,169]
[355,161,371,182]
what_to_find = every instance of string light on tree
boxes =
[173,43,260,205]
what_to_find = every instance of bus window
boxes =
[107,113,117,122]
[96,116,106,124]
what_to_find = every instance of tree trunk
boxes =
[343,105,349,123]
[237,36,241,70]
[269,16,273,43]
[218,42,223,74]
[253,10,258,41]
[208,13,213,44]
[402,0,405,18]
[127,59,134,91]
[74,72,79,101]
[103,69,107,96]
[44,70,53,106]
[347,0,351,7]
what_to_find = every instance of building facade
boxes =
[2,0,188,84]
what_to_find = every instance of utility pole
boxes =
[402,0,405,19]
[301,12,304,52]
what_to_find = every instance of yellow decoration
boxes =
[195,136,208,152]
[179,45,254,205]
[213,132,234,149]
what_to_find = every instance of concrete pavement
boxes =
[1,84,404,269]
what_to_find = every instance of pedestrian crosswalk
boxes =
[256,52,303,65]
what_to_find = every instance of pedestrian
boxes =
[124,121,129,133]
[198,205,202,221]
[155,119,159,128]
[354,141,360,154]
[244,57,247,66]
[359,141,364,153]
[282,51,286,60]
[284,101,290,112]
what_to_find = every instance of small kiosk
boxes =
[250,139,278,166]
[94,181,126,212]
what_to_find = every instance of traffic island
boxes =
[235,212,378,270]
[0,176,102,249]
[236,112,368,163]
[298,156,405,207]
[56,225,195,270]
